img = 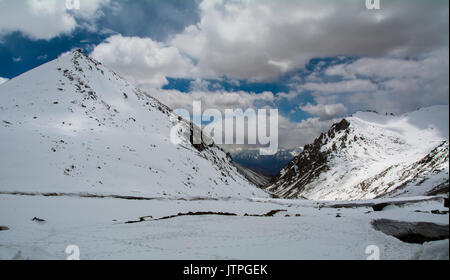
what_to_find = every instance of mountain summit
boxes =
[266,106,449,200]
[0,50,267,199]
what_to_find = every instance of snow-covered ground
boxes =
[0,193,447,260]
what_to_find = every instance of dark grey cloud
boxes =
[97,0,201,41]
[171,0,449,81]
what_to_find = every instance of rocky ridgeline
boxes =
[266,108,449,200]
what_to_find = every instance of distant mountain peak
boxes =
[230,147,303,177]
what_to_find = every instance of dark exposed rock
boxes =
[125,215,153,224]
[125,211,240,224]
[155,211,237,221]
[372,203,390,212]
[244,209,287,217]
[125,209,289,223]
[431,210,449,215]
[0,226,9,231]
[189,123,208,152]
[426,182,449,196]
[263,209,287,217]
[32,217,46,222]
[327,119,350,139]
[371,219,449,244]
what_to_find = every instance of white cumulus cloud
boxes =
[91,34,197,88]
[301,80,378,94]
[307,50,449,114]
[150,88,276,113]
[171,0,448,81]
[0,0,110,40]
[300,103,347,121]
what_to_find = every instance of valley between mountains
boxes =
[0,51,448,260]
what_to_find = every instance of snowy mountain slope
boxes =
[266,106,449,200]
[0,50,267,199]
[233,163,270,187]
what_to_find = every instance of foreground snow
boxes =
[0,193,447,260]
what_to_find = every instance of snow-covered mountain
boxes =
[0,50,267,199]
[233,162,270,187]
[266,107,449,200]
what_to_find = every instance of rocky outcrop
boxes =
[371,219,449,244]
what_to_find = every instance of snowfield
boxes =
[0,194,448,260]
[0,51,448,260]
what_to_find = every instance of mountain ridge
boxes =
[230,147,303,177]
[0,50,268,199]
[266,106,449,200]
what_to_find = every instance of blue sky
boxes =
[0,0,448,147]
[0,0,200,78]
[0,29,103,79]
[0,0,199,74]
